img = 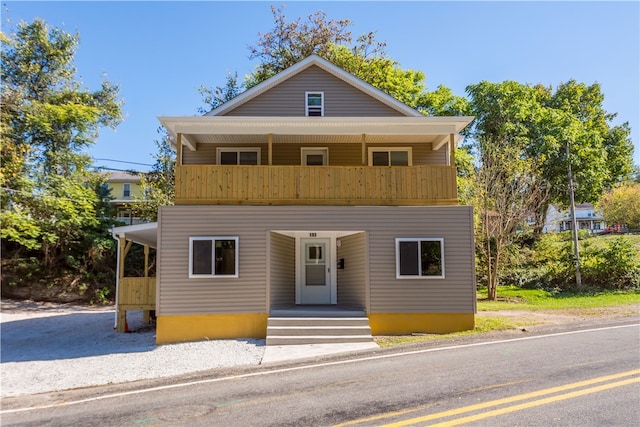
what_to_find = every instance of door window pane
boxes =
[306,154,324,166]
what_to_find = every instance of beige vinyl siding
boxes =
[182,142,445,166]
[159,205,474,316]
[367,207,476,312]
[336,232,367,309]
[269,232,295,306]
[225,66,406,117]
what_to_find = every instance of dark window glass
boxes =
[372,152,389,166]
[421,240,443,276]
[215,239,236,275]
[192,240,213,275]
[220,151,238,165]
[390,151,409,166]
[239,151,258,165]
[399,241,419,276]
[306,154,324,165]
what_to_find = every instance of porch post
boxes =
[116,237,127,333]
[268,133,273,165]
[361,134,366,165]
[176,132,183,166]
[143,244,151,323]
[449,133,456,167]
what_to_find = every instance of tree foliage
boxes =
[1,19,123,298]
[130,129,176,222]
[246,5,352,87]
[466,79,634,298]
[598,183,640,229]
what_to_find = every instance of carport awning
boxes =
[110,222,157,248]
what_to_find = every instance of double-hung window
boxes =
[189,236,239,278]
[306,92,324,116]
[217,148,261,165]
[396,238,444,278]
[368,148,412,166]
[123,183,131,198]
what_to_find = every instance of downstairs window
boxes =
[189,236,238,278]
[396,238,444,279]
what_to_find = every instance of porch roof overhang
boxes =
[110,222,158,248]
[158,116,474,152]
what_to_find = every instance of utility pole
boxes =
[567,142,582,289]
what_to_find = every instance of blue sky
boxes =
[4,1,639,170]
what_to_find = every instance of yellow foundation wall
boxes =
[156,313,268,344]
[368,313,474,335]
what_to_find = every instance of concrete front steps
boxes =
[266,317,374,346]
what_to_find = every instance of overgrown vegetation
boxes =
[1,19,123,302]
[500,233,640,292]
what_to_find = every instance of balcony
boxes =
[175,165,458,206]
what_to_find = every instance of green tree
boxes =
[130,129,176,222]
[466,81,549,299]
[598,183,640,229]
[1,19,122,290]
[529,81,634,233]
[198,72,243,114]
[246,5,352,87]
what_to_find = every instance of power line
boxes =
[92,158,153,167]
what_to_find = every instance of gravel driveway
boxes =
[0,299,265,398]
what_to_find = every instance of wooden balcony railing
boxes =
[118,277,156,309]
[175,165,458,206]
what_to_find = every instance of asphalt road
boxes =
[2,321,639,426]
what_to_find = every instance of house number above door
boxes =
[309,232,317,237]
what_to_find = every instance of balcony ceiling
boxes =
[158,116,474,151]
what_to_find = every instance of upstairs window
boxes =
[189,236,239,278]
[123,183,131,198]
[396,238,444,279]
[306,92,324,116]
[217,148,261,165]
[368,148,412,166]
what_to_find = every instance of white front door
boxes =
[299,238,332,304]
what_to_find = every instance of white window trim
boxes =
[189,236,239,278]
[395,237,445,279]
[216,147,261,165]
[123,183,131,198]
[305,91,324,117]
[368,147,413,166]
[301,147,329,165]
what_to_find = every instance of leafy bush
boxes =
[499,234,640,292]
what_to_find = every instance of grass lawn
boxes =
[477,286,640,311]
[374,287,640,348]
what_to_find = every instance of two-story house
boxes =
[116,55,476,345]
[102,171,145,225]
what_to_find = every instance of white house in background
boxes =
[558,203,606,233]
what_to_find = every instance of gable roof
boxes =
[205,54,423,117]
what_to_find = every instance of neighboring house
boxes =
[115,55,476,345]
[103,171,146,225]
[557,203,606,233]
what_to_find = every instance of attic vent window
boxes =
[306,92,324,116]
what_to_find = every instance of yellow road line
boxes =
[336,369,639,427]
[429,377,640,427]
